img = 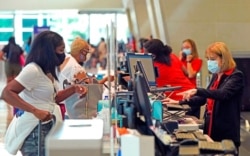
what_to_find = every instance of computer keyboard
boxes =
[167,104,191,111]
[199,141,223,152]
[193,131,207,141]
[174,131,208,141]
[150,86,182,93]
[198,140,236,154]
[175,132,196,141]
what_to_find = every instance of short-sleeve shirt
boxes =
[2,44,23,59]
[16,63,57,108]
[4,63,60,155]
[181,58,202,86]
[57,54,88,119]
[154,53,195,100]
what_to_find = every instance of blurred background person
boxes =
[144,39,201,119]
[23,36,32,56]
[97,37,107,70]
[179,38,202,87]
[0,36,24,84]
[0,37,24,115]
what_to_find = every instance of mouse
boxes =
[179,139,198,146]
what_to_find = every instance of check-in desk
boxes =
[46,119,104,156]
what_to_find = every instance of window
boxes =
[22,19,38,28]
[89,14,116,46]
[0,32,13,41]
[22,32,32,42]
[0,10,129,50]
[0,19,13,28]
[42,18,48,26]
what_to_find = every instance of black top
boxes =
[180,69,244,146]
[2,43,23,59]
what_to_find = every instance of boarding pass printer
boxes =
[46,119,103,156]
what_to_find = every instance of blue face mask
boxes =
[182,48,191,55]
[207,60,220,73]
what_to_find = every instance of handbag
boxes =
[57,103,66,120]
[19,54,25,66]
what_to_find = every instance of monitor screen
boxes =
[134,72,153,127]
[135,60,150,92]
[126,53,156,86]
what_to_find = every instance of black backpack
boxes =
[8,43,22,64]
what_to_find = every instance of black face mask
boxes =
[79,62,84,66]
[56,53,65,66]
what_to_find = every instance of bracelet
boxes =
[187,61,192,63]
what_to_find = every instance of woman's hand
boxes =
[104,75,115,82]
[74,71,90,84]
[33,109,53,122]
[74,85,88,98]
[161,97,179,105]
[186,55,193,62]
[177,89,197,101]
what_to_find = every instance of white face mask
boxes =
[207,60,220,73]
[183,48,191,55]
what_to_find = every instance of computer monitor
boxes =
[134,72,153,127]
[135,60,182,93]
[126,53,156,86]
[135,60,150,92]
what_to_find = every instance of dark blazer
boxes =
[181,68,244,146]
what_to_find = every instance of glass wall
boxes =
[0,10,129,52]
[0,14,14,42]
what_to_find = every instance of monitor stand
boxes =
[46,119,103,156]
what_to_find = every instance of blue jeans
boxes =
[20,121,53,156]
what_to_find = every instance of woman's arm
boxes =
[162,95,206,107]
[186,62,197,78]
[55,85,87,103]
[196,70,244,101]
[186,57,202,78]
[181,64,188,76]
[98,75,114,84]
[1,80,52,122]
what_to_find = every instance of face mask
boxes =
[79,62,84,66]
[207,60,220,74]
[78,53,85,66]
[183,48,191,55]
[56,53,65,66]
